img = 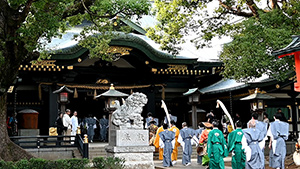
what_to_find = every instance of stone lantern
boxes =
[53,85,73,113]
[240,88,275,120]
[95,84,128,142]
[183,88,202,129]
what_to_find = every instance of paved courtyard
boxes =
[154,158,232,169]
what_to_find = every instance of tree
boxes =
[147,0,300,82]
[0,0,150,161]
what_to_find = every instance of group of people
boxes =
[55,109,109,143]
[148,112,289,169]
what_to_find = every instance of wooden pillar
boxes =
[49,86,58,127]
[288,88,299,140]
[294,52,300,92]
[192,104,197,129]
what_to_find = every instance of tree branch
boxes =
[218,0,254,17]
[19,0,35,24]
[270,0,280,9]
[246,0,260,18]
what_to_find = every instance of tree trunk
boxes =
[0,93,33,161]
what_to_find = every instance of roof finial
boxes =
[110,84,115,90]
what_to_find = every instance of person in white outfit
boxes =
[63,109,72,143]
[70,111,78,144]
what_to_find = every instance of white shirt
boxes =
[63,114,72,129]
[71,116,78,132]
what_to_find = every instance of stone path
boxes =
[154,158,232,169]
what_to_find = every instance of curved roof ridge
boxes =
[50,32,206,64]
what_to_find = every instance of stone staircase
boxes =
[72,148,83,159]
[88,142,108,159]
[89,146,107,159]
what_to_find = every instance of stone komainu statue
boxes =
[111,92,148,129]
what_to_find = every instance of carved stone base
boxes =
[105,146,155,169]
[109,129,149,146]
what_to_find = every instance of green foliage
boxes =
[220,10,297,81]
[148,0,300,82]
[92,157,106,169]
[0,160,16,169]
[0,0,151,96]
[0,158,90,169]
[54,158,90,169]
[92,156,125,169]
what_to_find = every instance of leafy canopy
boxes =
[147,0,300,82]
[0,0,151,90]
[2,0,151,61]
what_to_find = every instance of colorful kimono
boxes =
[159,130,175,167]
[178,127,194,165]
[267,120,289,169]
[242,128,265,169]
[199,129,211,165]
[207,128,228,169]
[169,125,180,162]
[228,128,245,169]
[154,126,164,160]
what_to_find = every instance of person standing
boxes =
[199,122,213,166]
[70,111,78,144]
[178,122,194,166]
[63,109,72,143]
[267,113,289,169]
[55,112,64,145]
[195,122,204,165]
[85,114,97,143]
[228,120,245,169]
[206,110,214,123]
[242,119,265,169]
[145,112,158,128]
[159,123,175,167]
[263,113,269,124]
[99,114,109,142]
[154,121,165,161]
[148,120,158,146]
[276,108,288,122]
[168,120,180,165]
[247,113,268,138]
[207,120,228,169]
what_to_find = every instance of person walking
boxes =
[154,121,165,161]
[159,123,175,167]
[85,114,97,143]
[195,122,204,165]
[178,122,194,166]
[228,120,245,169]
[242,119,265,169]
[199,122,213,166]
[99,114,109,142]
[207,120,228,169]
[169,120,180,165]
[268,113,289,169]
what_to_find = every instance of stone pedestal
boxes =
[106,129,155,169]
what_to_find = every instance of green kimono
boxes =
[228,128,245,169]
[207,128,228,169]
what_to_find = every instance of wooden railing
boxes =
[10,134,89,159]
